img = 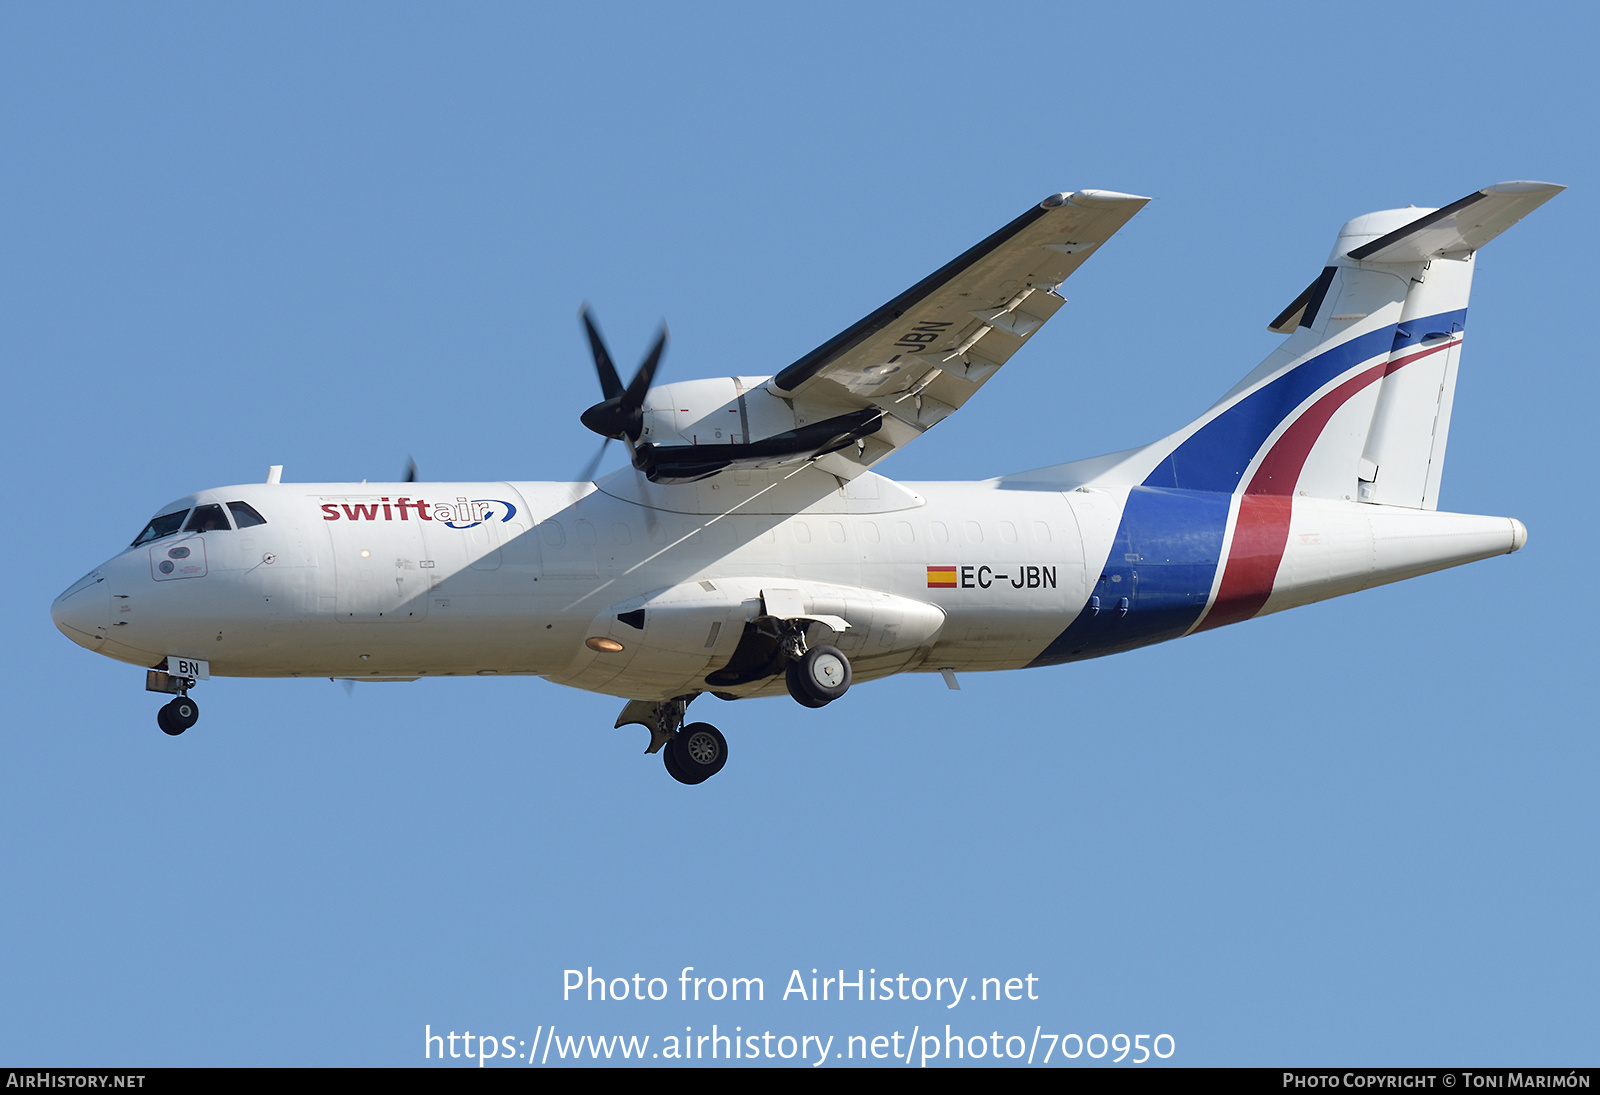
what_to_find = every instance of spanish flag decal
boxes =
[926,566,957,588]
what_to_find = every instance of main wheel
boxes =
[662,741,702,785]
[786,645,851,707]
[787,687,829,709]
[667,722,727,783]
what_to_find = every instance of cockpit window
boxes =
[227,501,267,528]
[183,504,233,533]
[132,509,191,547]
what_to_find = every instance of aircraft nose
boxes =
[52,570,109,648]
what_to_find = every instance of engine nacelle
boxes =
[635,376,883,483]
[639,376,790,448]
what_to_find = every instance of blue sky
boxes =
[3,2,1595,1066]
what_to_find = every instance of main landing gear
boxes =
[777,620,852,709]
[146,667,200,736]
[616,697,731,786]
[616,632,855,787]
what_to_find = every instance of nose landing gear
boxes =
[146,667,200,736]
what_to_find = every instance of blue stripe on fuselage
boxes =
[1029,487,1230,666]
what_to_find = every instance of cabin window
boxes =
[227,501,267,528]
[132,509,190,547]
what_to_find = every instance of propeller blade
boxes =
[578,437,612,483]
[580,305,625,401]
[621,324,668,411]
[632,453,659,539]
[578,315,668,444]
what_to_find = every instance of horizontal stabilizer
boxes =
[1346,181,1564,263]
[1268,266,1336,333]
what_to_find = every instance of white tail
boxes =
[1264,181,1563,510]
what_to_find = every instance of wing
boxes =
[770,189,1149,474]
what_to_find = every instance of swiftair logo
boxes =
[319,496,518,530]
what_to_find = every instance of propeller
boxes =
[576,307,664,540]
[578,305,668,450]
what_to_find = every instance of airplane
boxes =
[51,181,1562,785]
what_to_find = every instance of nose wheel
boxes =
[157,695,200,736]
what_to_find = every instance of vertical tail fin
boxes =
[1186,182,1561,631]
[1143,181,1562,508]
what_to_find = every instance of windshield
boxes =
[227,501,267,528]
[131,509,191,547]
[183,504,232,533]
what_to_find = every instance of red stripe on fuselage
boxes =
[1197,338,1459,631]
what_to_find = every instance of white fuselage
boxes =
[52,465,1522,704]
